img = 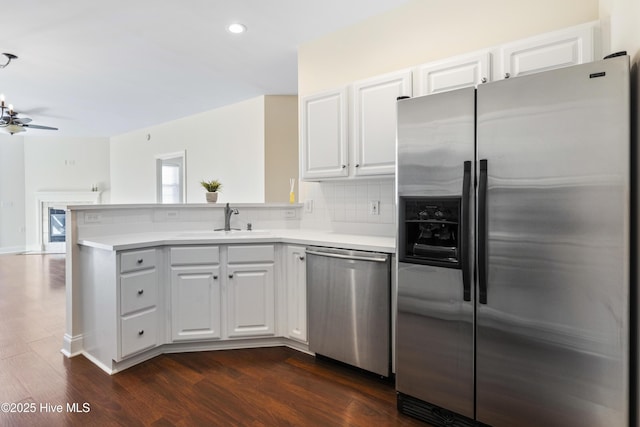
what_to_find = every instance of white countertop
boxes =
[77,229,396,253]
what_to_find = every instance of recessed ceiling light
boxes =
[227,23,247,34]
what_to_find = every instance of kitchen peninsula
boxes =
[62,203,395,374]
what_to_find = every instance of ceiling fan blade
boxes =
[23,124,58,131]
[13,117,32,124]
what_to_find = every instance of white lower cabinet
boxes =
[120,309,158,358]
[169,245,276,342]
[170,247,222,341]
[81,242,303,373]
[118,248,160,360]
[226,264,275,337]
[171,265,222,341]
[285,245,307,343]
[226,245,276,338]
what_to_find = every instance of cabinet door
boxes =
[499,22,596,79]
[417,52,491,95]
[285,246,307,343]
[171,265,222,341]
[300,88,349,180]
[353,70,412,177]
[226,264,275,338]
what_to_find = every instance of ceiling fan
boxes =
[0,106,58,135]
[1,56,59,134]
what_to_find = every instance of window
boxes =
[161,162,181,203]
[156,151,186,203]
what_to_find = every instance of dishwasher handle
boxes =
[305,248,388,263]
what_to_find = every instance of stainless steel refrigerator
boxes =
[395,55,630,427]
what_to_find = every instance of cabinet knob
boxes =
[137,258,143,264]
[355,164,360,168]
[213,275,218,280]
[137,289,144,295]
[504,72,510,79]
[138,330,144,336]
[229,274,234,279]
[299,256,305,261]
[481,77,487,83]
[341,165,346,169]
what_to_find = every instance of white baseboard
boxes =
[0,246,27,254]
[61,333,84,357]
[79,337,311,375]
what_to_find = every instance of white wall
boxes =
[23,136,110,251]
[0,134,26,253]
[601,0,640,60]
[110,96,265,205]
[297,0,599,235]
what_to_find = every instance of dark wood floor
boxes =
[0,254,430,426]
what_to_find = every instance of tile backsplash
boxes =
[300,178,396,236]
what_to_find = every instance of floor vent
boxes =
[397,393,480,427]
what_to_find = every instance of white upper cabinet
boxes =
[417,52,492,96]
[498,22,597,79]
[299,22,598,181]
[352,69,412,177]
[300,88,349,180]
[301,71,412,181]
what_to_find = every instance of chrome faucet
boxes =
[223,203,239,231]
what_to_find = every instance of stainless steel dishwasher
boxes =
[306,246,391,377]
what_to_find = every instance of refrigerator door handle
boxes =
[478,159,488,304]
[461,161,472,301]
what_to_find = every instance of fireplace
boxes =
[35,191,101,253]
[48,208,66,243]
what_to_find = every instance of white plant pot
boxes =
[205,192,218,203]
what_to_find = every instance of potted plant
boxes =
[200,179,222,203]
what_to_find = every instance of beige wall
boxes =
[299,0,599,96]
[264,95,298,203]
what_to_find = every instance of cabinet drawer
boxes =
[170,246,220,265]
[120,249,157,273]
[120,269,157,315]
[228,245,274,263]
[121,309,157,358]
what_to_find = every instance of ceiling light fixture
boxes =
[0,94,59,135]
[0,98,23,134]
[227,23,247,34]
[5,123,25,135]
[0,53,18,69]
